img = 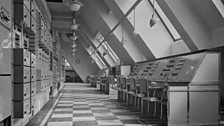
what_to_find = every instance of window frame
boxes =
[148,0,182,42]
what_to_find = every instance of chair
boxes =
[142,85,167,119]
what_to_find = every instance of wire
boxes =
[134,7,136,30]
[152,0,155,18]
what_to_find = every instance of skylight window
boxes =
[212,0,224,18]
[95,53,106,67]
[95,32,120,63]
[149,0,182,42]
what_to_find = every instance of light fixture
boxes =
[102,51,107,57]
[72,40,77,48]
[70,23,79,30]
[133,8,138,35]
[66,0,83,12]
[70,35,78,41]
[72,48,76,52]
[149,0,160,27]
[72,31,76,36]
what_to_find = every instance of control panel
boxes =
[131,52,206,82]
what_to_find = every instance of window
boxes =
[212,0,224,18]
[149,0,182,42]
[95,32,120,63]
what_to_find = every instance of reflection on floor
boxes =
[28,83,167,126]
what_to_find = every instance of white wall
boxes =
[127,0,174,58]
[170,40,190,55]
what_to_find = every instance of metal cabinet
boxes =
[13,83,30,101]
[13,48,30,67]
[31,68,36,82]
[13,66,30,83]
[13,99,31,118]
[31,96,37,115]
[31,17,37,34]
[31,0,39,21]
[14,4,30,28]
[31,52,36,67]
[31,81,36,96]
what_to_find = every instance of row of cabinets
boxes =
[14,0,53,52]
[13,49,36,118]
[13,47,36,67]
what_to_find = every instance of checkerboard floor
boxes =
[44,83,160,126]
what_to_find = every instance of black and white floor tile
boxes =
[44,83,158,126]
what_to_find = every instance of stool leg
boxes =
[154,102,157,117]
[160,102,163,119]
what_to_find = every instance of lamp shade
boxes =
[149,17,160,27]
[66,0,83,11]
[70,24,79,30]
[102,51,107,57]
[121,39,127,45]
[70,35,78,41]
[133,30,139,36]
[73,31,76,36]
[72,43,76,48]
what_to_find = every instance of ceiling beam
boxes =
[156,0,198,51]
[90,0,142,56]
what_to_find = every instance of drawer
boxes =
[13,48,30,66]
[24,0,30,10]
[31,0,38,20]
[31,17,37,34]
[31,68,36,82]
[13,83,30,101]
[30,52,36,67]
[23,5,30,28]
[31,81,36,96]
[40,31,44,43]
[31,96,38,115]
[13,66,30,83]
[13,99,31,118]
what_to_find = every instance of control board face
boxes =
[130,52,206,82]
[130,62,147,76]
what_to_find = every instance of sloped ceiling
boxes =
[47,0,138,67]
